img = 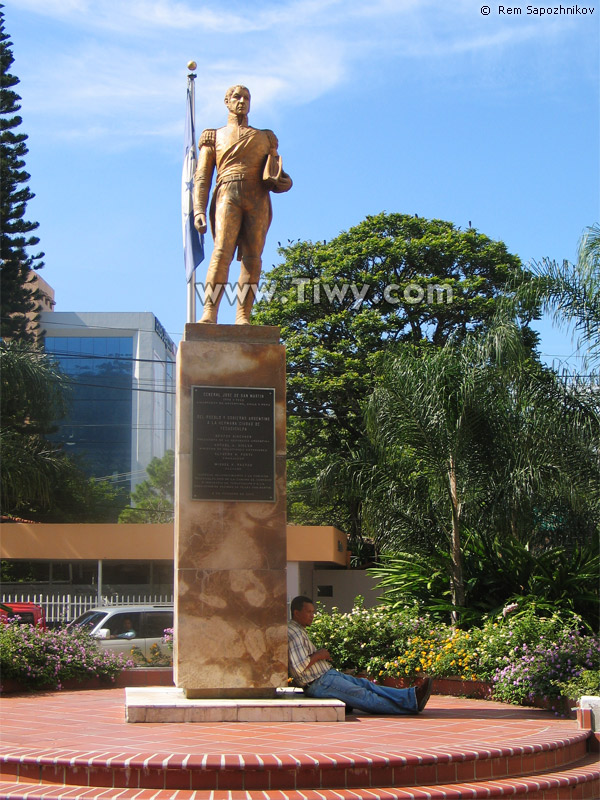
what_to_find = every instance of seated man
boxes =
[288,596,432,715]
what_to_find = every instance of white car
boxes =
[69,604,173,659]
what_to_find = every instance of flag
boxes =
[182,80,204,283]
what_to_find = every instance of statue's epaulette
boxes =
[199,128,216,147]
[265,129,278,150]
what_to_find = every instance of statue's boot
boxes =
[199,297,218,324]
[235,257,261,325]
[199,262,229,323]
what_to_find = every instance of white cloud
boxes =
[7,0,592,146]
[10,0,348,35]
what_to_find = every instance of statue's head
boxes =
[224,85,251,115]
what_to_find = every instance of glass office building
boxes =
[44,335,134,482]
[41,312,176,492]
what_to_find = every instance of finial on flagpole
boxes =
[187,60,197,77]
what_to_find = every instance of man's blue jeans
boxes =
[305,669,418,715]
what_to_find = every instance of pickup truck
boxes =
[0,602,47,629]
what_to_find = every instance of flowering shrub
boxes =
[115,626,173,667]
[309,598,436,673]
[309,599,600,706]
[492,628,600,705]
[129,643,172,667]
[370,631,444,679]
[369,627,479,681]
[469,607,588,681]
[557,669,600,700]
[430,628,478,680]
[162,627,174,651]
[0,621,131,689]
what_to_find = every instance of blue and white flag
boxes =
[182,81,204,283]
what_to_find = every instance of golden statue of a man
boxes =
[193,85,292,324]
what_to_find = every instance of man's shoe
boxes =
[415,677,432,712]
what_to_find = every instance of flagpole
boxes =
[186,63,197,324]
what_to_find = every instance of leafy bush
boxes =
[491,628,600,705]
[557,670,600,700]
[470,606,591,681]
[309,597,436,673]
[369,536,599,629]
[129,643,172,667]
[0,621,131,689]
[309,599,600,707]
[129,627,174,666]
[368,626,480,681]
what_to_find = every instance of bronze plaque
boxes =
[191,386,275,502]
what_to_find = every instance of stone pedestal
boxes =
[125,688,346,722]
[174,324,287,698]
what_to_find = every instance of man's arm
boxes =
[193,129,216,234]
[306,648,332,667]
[263,129,292,194]
[288,622,331,678]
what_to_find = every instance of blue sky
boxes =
[4,0,599,370]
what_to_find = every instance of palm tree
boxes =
[528,223,600,369]
[366,337,496,615]
[364,324,600,621]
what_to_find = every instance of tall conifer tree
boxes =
[0,5,44,341]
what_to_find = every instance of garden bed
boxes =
[0,667,174,694]
[379,675,577,718]
[381,674,498,700]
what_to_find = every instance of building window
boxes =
[317,585,333,597]
[44,336,134,484]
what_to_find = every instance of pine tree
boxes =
[0,6,44,341]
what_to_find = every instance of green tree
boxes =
[32,473,130,523]
[0,339,69,513]
[0,8,44,341]
[119,450,175,523]
[364,325,600,620]
[252,213,539,540]
[0,340,127,521]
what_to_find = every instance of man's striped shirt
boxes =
[288,619,331,687]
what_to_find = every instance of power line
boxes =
[44,350,176,367]
[62,379,175,395]
[36,316,183,341]
[54,424,175,430]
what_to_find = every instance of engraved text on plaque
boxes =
[191,386,275,502]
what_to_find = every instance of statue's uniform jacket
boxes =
[193,123,278,270]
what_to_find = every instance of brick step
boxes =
[0,733,591,793]
[0,753,598,799]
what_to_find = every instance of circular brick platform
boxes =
[0,687,597,798]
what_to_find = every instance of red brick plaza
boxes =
[0,687,598,799]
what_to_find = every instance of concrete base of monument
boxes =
[125,687,346,723]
